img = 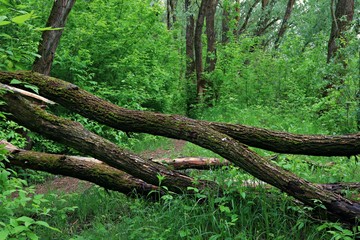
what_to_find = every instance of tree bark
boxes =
[32,0,76,75]
[274,0,295,49]
[1,71,360,224]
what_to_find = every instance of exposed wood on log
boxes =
[153,157,230,170]
[0,83,55,105]
[1,71,360,224]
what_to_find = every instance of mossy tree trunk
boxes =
[1,71,360,224]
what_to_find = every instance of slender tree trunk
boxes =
[185,0,195,78]
[254,0,276,36]
[238,0,260,35]
[32,0,76,75]
[2,71,360,224]
[221,1,230,43]
[194,0,207,97]
[205,0,218,73]
[166,0,177,29]
[274,0,295,49]
[195,0,218,99]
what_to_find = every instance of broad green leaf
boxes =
[9,79,22,85]
[26,231,39,240]
[11,11,34,25]
[0,229,9,240]
[0,20,10,26]
[16,216,34,223]
[24,84,39,94]
[11,225,28,234]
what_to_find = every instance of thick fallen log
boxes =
[0,94,215,193]
[210,122,360,157]
[0,72,358,157]
[1,72,360,224]
[0,140,158,196]
[3,140,359,200]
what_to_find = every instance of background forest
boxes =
[0,0,359,239]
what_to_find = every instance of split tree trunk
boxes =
[1,71,360,224]
[32,0,76,75]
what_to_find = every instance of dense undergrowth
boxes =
[1,0,359,239]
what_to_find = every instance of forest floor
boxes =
[34,139,187,195]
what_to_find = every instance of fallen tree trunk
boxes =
[1,72,360,224]
[1,140,158,196]
[0,93,215,193]
[3,140,359,200]
[0,71,359,157]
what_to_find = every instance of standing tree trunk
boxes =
[185,0,195,78]
[254,0,277,36]
[205,0,218,73]
[327,0,354,64]
[194,0,218,100]
[194,0,207,97]
[323,0,354,96]
[238,0,260,35]
[166,0,177,30]
[221,1,230,43]
[274,0,295,49]
[32,0,76,75]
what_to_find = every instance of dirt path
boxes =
[35,139,186,194]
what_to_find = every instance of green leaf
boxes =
[34,27,63,31]
[0,229,9,240]
[34,221,61,232]
[0,20,10,26]
[16,216,34,226]
[11,11,34,25]
[10,79,22,85]
[26,231,39,240]
[24,84,39,94]
[11,226,28,234]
